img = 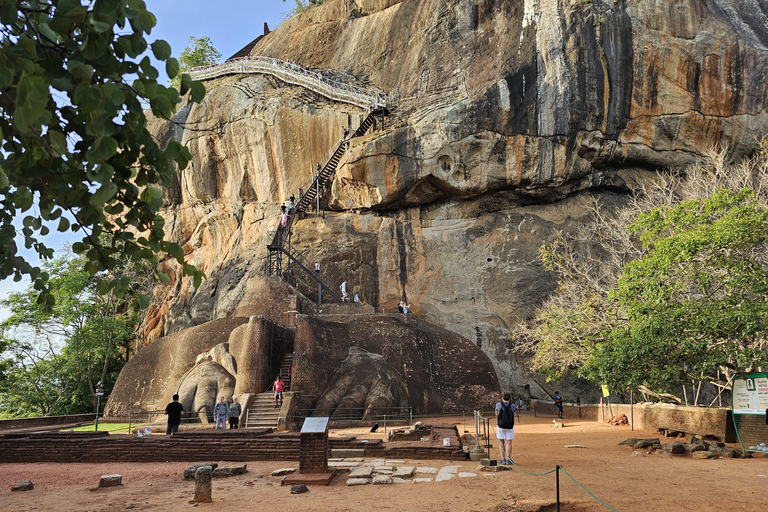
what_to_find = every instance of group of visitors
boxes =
[340,280,359,302]
[163,394,244,434]
[397,300,411,314]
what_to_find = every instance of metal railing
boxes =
[189,56,389,109]
[295,406,412,427]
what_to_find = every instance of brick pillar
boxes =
[299,431,328,473]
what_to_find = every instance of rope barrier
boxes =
[560,467,620,512]
[475,410,620,511]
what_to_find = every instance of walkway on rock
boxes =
[189,56,389,110]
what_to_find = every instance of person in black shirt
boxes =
[165,394,184,435]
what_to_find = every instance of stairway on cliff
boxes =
[244,353,293,429]
[265,107,388,302]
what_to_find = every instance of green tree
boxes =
[281,0,331,20]
[170,36,221,86]
[582,188,768,393]
[0,248,145,417]
[0,0,205,309]
[518,147,768,403]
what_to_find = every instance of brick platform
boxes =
[0,426,467,463]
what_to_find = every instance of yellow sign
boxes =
[601,385,610,397]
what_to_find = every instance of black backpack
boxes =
[498,401,515,429]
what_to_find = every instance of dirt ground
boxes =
[1,413,766,512]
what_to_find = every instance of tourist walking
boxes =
[340,280,348,301]
[229,396,242,429]
[495,392,516,465]
[213,396,229,430]
[273,376,284,408]
[164,394,184,435]
[280,204,288,227]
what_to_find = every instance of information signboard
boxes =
[301,416,330,433]
[732,372,768,415]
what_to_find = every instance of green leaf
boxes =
[57,217,71,232]
[90,182,118,206]
[14,75,52,134]
[138,293,150,309]
[87,135,118,161]
[166,57,179,80]
[151,40,172,60]
[190,80,206,102]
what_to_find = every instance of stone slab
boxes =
[458,472,477,478]
[349,466,374,478]
[283,469,337,486]
[98,475,122,488]
[415,467,438,474]
[271,468,297,476]
[392,477,409,484]
[413,478,433,483]
[436,466,459,482]
[331,449,366,458]
[385,460,406,464]
[346,478,370,486]
[343,458,365,462]
[374,465,394,472]
[328,461,361,468]
[372,475,393,485]
[392,466,415,478]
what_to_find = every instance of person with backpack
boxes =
[495,392,516,465]
[554,391,564,419]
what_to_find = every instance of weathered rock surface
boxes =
[98,475,122,488]
[11,480,33,491]
[138,0,768,400]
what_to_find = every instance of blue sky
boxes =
[0,1,294,307]
[146,0,289,70]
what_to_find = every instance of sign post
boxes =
[731,372,768,453]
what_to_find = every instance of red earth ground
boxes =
[0,413,766,512]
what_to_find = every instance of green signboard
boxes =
[731,372,768,453]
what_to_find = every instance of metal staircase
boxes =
[244,353,293,429]
[295,108,384,214]
[265,107,387,301]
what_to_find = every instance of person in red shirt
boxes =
[273,376,284,409]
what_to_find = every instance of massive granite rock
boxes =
[141,0,768,400]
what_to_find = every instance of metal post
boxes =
[556,465,561,512]
[631,391,634,431]
[128,412,132,435]
[384,414,387,434]
[486,418,491,460]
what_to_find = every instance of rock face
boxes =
[141,0,768,399]
[106,279,499,416]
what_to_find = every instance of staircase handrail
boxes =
[189,56,390,109]
[278,246,344,303]
[286,248,340,296]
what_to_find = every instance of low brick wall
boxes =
[532,400,735,442]
[1,427,467,463]
[0,414,95,431]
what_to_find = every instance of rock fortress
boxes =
[104,0,768,427]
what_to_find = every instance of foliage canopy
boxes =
[518,148,768,402]
[0,0,206,308]
[0,247,144,417]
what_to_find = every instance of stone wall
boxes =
[532,400,736,442]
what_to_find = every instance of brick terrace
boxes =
[0,426,466,463]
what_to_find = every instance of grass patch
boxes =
[66,423,135,433]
